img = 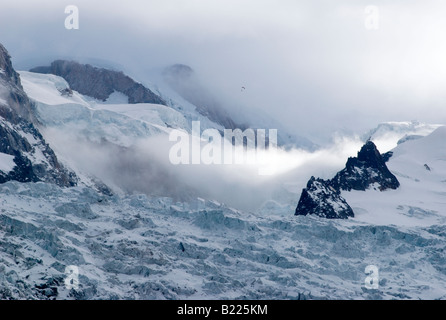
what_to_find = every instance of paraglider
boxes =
[241,86,245,92]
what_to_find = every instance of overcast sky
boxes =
[2,0,446,144]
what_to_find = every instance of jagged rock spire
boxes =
[295,176,354,219]
[330,140,400,191]
[295,140,400,219]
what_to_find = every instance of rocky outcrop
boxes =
[330,140,400,192]
[295,140,399,219]
[0,44,36,124]
[0,44,77,187]
[295,177,354,219]
[30,60,166,105]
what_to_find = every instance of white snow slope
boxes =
[0,71,445,300]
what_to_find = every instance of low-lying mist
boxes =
[42,127,364,212]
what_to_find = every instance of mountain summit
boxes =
[331,140,400,192]
[163,63,242,130]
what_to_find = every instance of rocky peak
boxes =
[163,64,194,79]
[0,44,21,88]
[30,60,166,105]
[295,140,400,219]
[330,140,400,191]
[356,140,385,167]
[295,176,354,219]
[0,44,36,124]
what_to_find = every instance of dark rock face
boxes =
[0,44,21,87]
[0,44,77,187]
[0,44,36,124]
[381,151,393,163]
[330,141,399,191]
[295,177,354,219]
[30,60,166,105]
[295,141,399,219]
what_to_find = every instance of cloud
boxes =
[41,122,364,211]
[2,0,446,144]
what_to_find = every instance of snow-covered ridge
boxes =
[19,71,187,138]
[18,71,229,145]
[19,71,89,107]
[363,120,443,152]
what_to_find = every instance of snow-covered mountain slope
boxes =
[362,120,442,153]
[19,71,187,145]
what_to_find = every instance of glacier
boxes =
[1,179,446,300]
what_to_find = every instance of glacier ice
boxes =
[0,180,445,300]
